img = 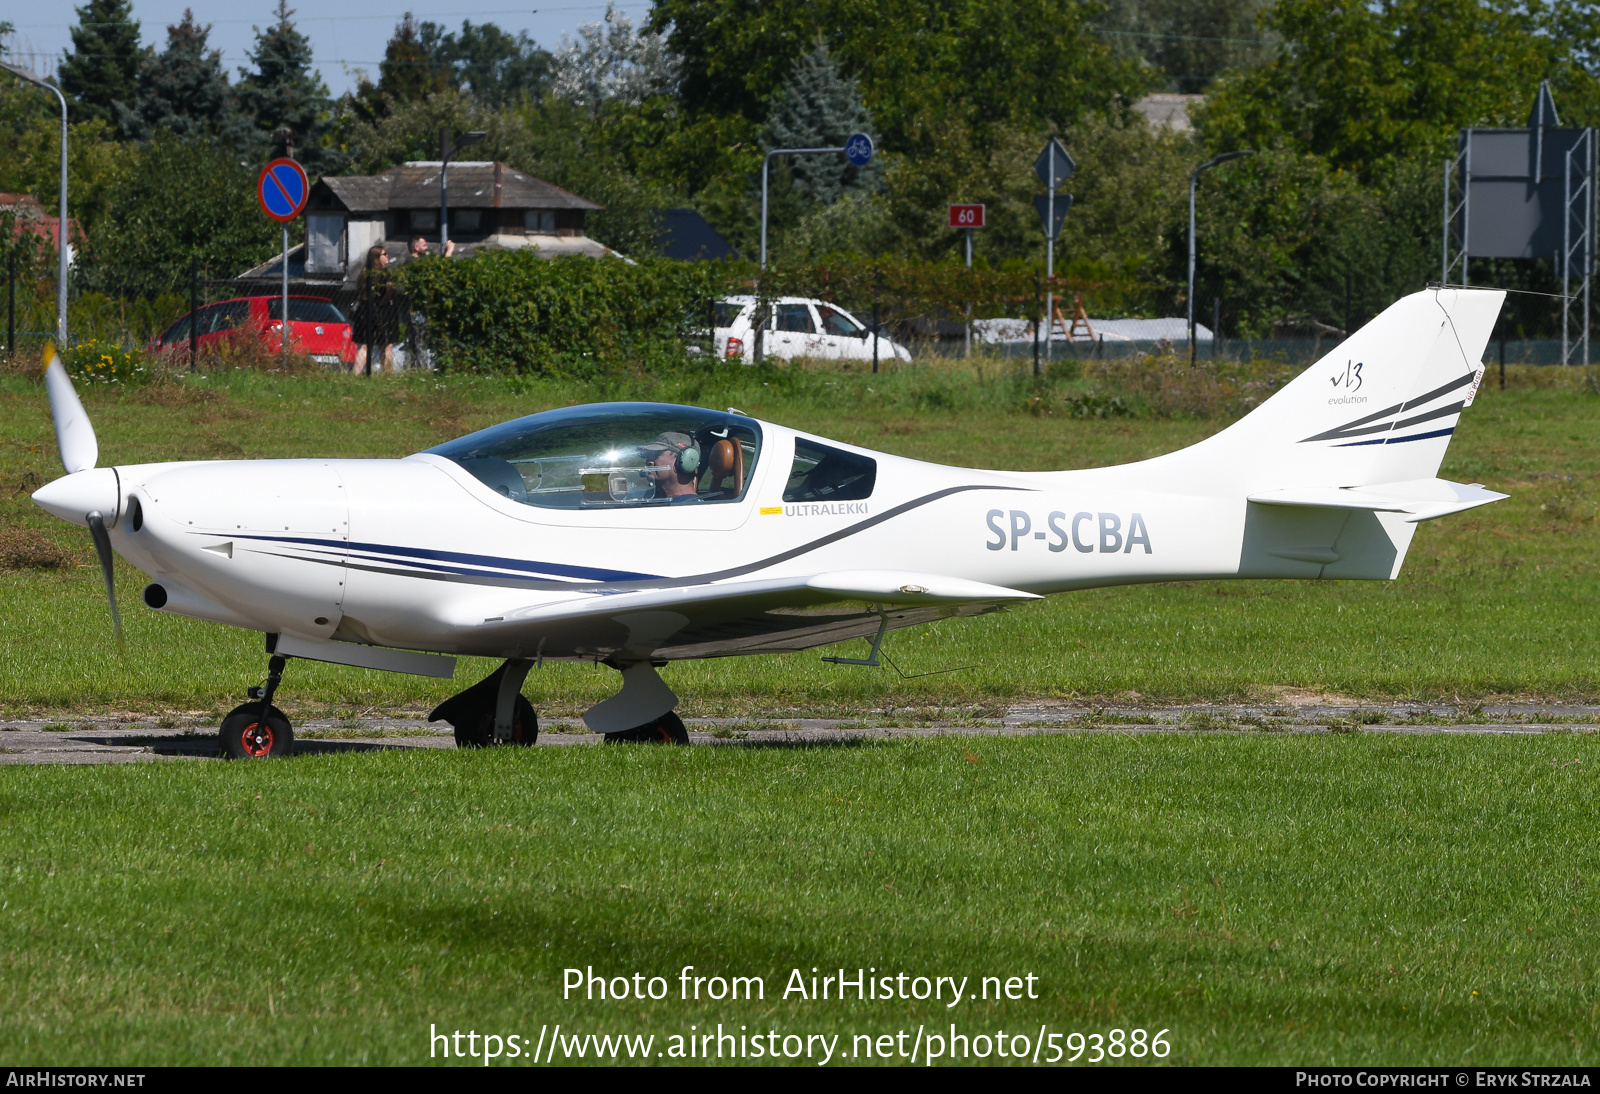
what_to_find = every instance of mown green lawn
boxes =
[1,734,1597,1065]
[0,363,1595,714]
[1,363,1598,1066]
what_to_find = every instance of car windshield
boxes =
[816,304,863,337]
[267,298,347,323]
[713,301,745,327]
[427,403,762,509]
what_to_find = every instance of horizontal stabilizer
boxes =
[1248,478,1507,523]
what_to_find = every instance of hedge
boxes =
[400,251,732,374]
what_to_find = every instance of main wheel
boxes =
[220,703,293,759]
[603,711,689,745]
[454,695,538,748]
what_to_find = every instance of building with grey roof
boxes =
[293,161,613,283]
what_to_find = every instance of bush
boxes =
[63,338,146,384]
[400,251,733,375]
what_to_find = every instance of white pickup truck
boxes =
[713,295,913,364]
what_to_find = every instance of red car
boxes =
[150,295,355,365]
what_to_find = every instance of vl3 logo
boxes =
[1331,359,1364,392]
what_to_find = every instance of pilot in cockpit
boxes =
[640,433,702,500]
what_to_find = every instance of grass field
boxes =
[1,357,1598,1066]
[2,733,1598,1065]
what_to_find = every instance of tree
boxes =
[236,2,335,170]
[56,0,143,125]
[552,3,679,112]
[75,135,279,298]
[765,41,882,207]
[650,0,1151,151]
[1198,0,1600,176]
[1097,0,1275,94]
[119,10,249,146]
[434,20,552,106]
[377,14,452,105]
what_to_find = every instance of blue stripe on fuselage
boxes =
[230,534,659,583]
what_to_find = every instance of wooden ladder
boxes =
[1051,295,1095,343]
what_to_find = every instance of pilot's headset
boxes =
[657,435,701,476]
[674,439,702,476]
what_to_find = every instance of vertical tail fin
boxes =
[1154,286,1503,494]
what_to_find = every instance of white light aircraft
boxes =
[32,287,1507,758]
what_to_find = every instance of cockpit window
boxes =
[783,438,875,502]
[426,403,762,509]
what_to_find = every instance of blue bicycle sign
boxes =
[845,133,875,168]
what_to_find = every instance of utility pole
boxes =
[1188,150,1255,366]
[965,226,973,358]
[0,61,69,346]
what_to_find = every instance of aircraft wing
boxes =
[457,570,1040,661]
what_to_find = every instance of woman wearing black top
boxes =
[352,244,401,374]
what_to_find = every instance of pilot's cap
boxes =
[639,431,697,457]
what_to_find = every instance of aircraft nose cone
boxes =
[32,467,119,527]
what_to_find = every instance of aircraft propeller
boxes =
[36,344,123,652]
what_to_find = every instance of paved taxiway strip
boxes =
[0,703,1595,764]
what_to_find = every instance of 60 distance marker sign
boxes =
[257,158,309,222]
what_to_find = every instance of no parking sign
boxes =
[257,158,309,222]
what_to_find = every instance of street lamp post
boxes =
[760,147,849,271]
[0,61,69,346]
[1188,149,1255,366]
[440,129,487,255]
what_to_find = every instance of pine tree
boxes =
[57,0,144,125]
[377,14,451,104]
[236,1,334,169]
[764,41,881,207]
[120,10,248,145]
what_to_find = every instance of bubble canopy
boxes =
[425,402,763,510]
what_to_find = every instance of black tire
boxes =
[220,703,293,759]
[603,711,689,745]
[454,695,538,748]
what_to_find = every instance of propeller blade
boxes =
[85,510,124,655]
[42,342,98,474]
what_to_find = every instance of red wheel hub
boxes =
[240,721,274,757]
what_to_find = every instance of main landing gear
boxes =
[428,659,690,746]
[220,653,294,759]
[429,660,539,747]
[603,711,690,745]
[587,662,689,745]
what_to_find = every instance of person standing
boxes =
[352,244,399,374]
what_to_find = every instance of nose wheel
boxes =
[220,702,293,758]
[221,651,294,759]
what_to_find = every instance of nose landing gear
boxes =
[221,653,294,759]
